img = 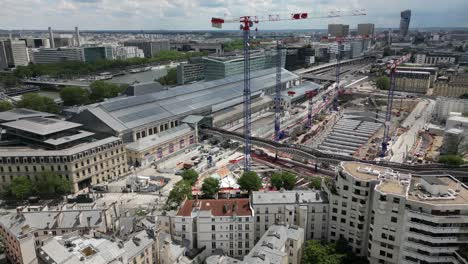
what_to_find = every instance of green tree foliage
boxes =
[383,47,392,57]
[460,93,468,99]
[439,155,465,166]
[16,93,59,114]
[0,101,13,112]
[270,172,297,190]
[166,180,193,210]
[157,68,177,85]
[238,171,262,193]
[60,86,90,106]
[13,51,206,79]
[224,39,245,52]
[0,73,21,87]
[376,76,390,90]
[181,169,199,186]
[302,239,366,264]
[201,177,220,198]
[309,177,322,190]
[10,176,32,200]
[34,171,72,197]
[89,81,125,102]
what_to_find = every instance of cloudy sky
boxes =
[1,0,467,30]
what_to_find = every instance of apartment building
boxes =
[415,53,457,66]
[0,40,30,69]
[123,40,170,58]
[31,47,84,64]
[38,230,155,264]
[395,70,431,93]
[174,198,255,259]
[325,161,468,264]
[251,190,329,242]
[0,109,127,192]
[206,224,305,264]
[0,204,119,264]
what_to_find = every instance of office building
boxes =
[0,40,30,68]
[251,190,328,242]
[203,50,282,81]
[177,61,205,84]
[171,41,224,54]
[32,47,84,64]
[38,230,155,264]
[124,40,170,58]
[83,46,113,62]
[434,97,468,122]
[112,46,144,60]
[0,109,128,192]
[52,35,76,48]
[0,204,119,264]
[399,10,411,38]
[323,161,468,263]
[328,24,350,38]
[19,38,51,48]
[174,198,255,259]
[395,70,431,93]
[357,23,375,37]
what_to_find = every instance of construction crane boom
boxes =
[210,9,367,172]
[381,53,412,157]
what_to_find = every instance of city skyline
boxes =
[1,0,467,30]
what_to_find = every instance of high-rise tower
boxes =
[399,10,411,38]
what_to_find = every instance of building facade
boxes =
[395,70,431,93]
[112,46,145,60]
[174,198,255,259]
[124,40,170,58]
[434,97,468,122]
[415,53,457,66]
[0,110,128,192]
[32,47,84,64]
[177,62,205,84]
[328,24,350,38]
[83,46,113,62]
[0,40,30,68]
[399,10,411,38]
[357,24,375,37]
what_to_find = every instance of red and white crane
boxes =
[381,53,412,157]
[210,9,366,171]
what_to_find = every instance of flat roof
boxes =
[126,124,192,152]
[252,190,327,204]
[2,117,82,136]
[0,108,55,122]
[341,162,385,181]
[177,198,252,217]
[377,180,407,196]
[408,176,468,205]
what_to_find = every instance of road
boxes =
[390,99,435,163]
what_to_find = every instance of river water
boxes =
[106,67,169,85]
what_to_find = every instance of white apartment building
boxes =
[174,198,255,259]
[325,161,468,264]
[434,97,468,122]
[415,53,457,65]
[251,190,329,242]
[112,46,145,60]
[206,224,305,264]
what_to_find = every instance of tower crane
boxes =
[305,90,319,128]
[211,9,366,172]
[380,53,412,157]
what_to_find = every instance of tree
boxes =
[302,240,344,264]
[201,177,220,198]
[16,93,59,114]
[238,171,262,193]
[309,177,322,190]
[10,176,32,200]
[34,171,71,197]
[383,47,392,57]
[157,68,177,85]
[460,93,468,99]
[270,172,297,190]
[89,81,125,102]
[60,86,90,106]
[375,76,390,90]
[0,101,13,112]
[166,180,192,209]
[439,155,465,166]
[181,169,199,185]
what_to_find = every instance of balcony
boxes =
[405,239,459,254]
[402,249,458,263]
[407,221,468,234]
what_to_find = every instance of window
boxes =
[393,197,400,204]
[238,224,242,230]
[212,234,216,239]
[169,143,174,153]
[238,241,242,248]
[380,250,386,256]
[391,217,397,223]
[343,185,349,190]
[182,225,186,231]
[245,241,249,248]
[179,139,185,148]
[245,224,249,230]
[212,225,215,231]
[212,242,216,249]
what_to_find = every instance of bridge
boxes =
[294,57,372,76]
[201,127,468,180]
[23,80,91,88]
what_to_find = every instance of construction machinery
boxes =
[380,53,412,157]
[211,9,366,171]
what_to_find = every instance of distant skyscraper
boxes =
[328,24,349,38]
[399,10,411,38]
[357,23,375,37]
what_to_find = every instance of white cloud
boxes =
[0,0,466,30]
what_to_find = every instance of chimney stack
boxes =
[75,26,81,47]
[48,27,55,48]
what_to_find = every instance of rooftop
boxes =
[176,198,252,217]
[252,190,327,205]
[1,117,82,136]
[81,68,299,133]
[408,176,468,205]
[376,180,408,196]
[0,108,55,122]
[341,162,385,181]
[126,124,192,152]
